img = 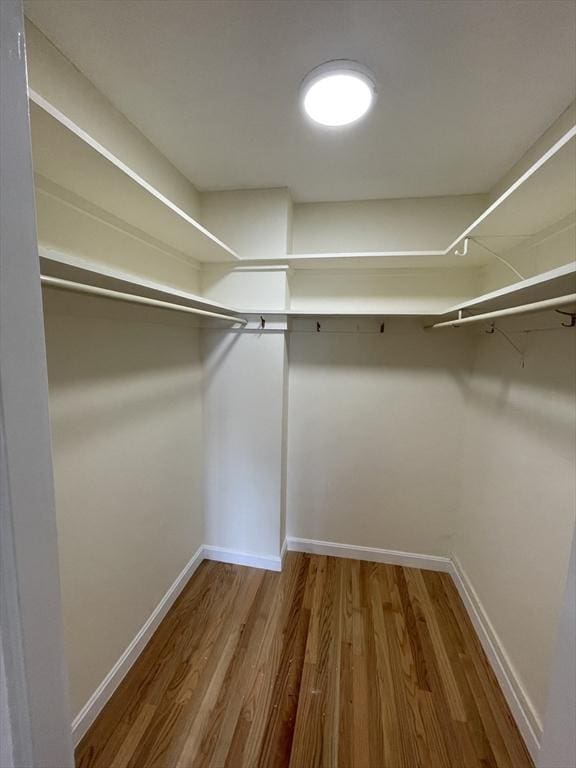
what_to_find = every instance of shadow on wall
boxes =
[47,377,199,453]
[42,288,202,384]
[200,328,243,388]
[287,319,475,402]
[43,290,203,449]
[464,321,576,451]
[286,320,473,555]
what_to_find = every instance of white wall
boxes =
[292,194,486,253]
[43,290,204,717]
[286,319,472,555]
[201,267,290,311]
[454,317,576,737]
[200,188,292,260]
[202,329,288,560]
[289,267,479,314]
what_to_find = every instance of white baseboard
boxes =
[287,537,452,572]
[449,556,541,762]
[202,544,283,572]
[71,545,204,746]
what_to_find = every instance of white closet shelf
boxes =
[446,126,576,256]
[247,123,576,265]
[41,275,247,324]
[39,249,245,318]
[40,250,575,323]
[432,293,576,329]
[443,262,576,314]
[29,93,238,265]
[39,251,441,318]
[239,309,445,317]
[243,265,575,318]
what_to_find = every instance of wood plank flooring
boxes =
[76,553,533,768]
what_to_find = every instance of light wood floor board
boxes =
[76,554,533,768]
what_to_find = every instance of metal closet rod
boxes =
[431,293,576,329]
[41,275,248,324]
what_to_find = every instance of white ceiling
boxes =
[25,0,576,203]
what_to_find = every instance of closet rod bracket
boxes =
[555,309,576,327]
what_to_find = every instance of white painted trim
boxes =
[280,538,288,568]
[448,556,541,762]
[286,537,451,572]
[202,545,283,572]
[71,546,204,746]
[1,6,74,763]
[538,529,576,768]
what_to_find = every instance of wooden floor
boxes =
[77,553,533,768]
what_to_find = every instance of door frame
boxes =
[0,1,74,764]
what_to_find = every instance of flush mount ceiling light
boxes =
[300,60,376,127]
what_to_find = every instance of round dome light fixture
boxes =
[300,60,376,127]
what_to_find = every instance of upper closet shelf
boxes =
[443,262,576,314]
[446,126,576,256]
[29,93,239,265]
[265,123,575,265]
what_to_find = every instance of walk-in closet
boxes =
[1,1,575,767]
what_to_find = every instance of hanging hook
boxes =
[454,237,469,257]
[555,309,576,327]
[380,322,385,333]
[316,321,321,332]
[260,315,266,329]
[485,322,495,334]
